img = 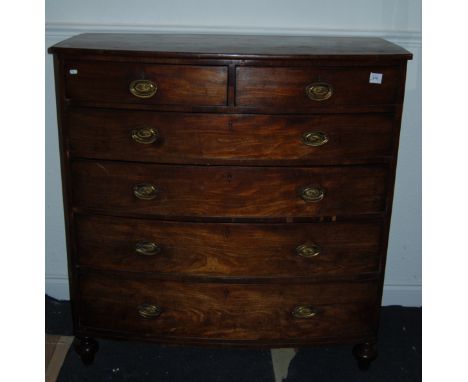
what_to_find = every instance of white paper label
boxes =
[69,69,78,75]
[369,72,383,84]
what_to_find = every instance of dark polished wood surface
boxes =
[49,33,411,367]
[75,214,382,278]
[65,61,228,106]
[79,272,378,341]
[68,109,395,165]
[71,161,388,218]
[49,33,412,60]
[236,66,400,107]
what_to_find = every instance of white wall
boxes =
[45,0,422,306]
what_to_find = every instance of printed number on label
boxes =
[369,72,383,84]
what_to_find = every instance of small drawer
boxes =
[236,66,401,109]
[64,61,228,106]
[71,161,388,218]
[79,273,378,341]
[68,109,395,165]
[75,214,382,278]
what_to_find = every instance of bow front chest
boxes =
[48,33,412,368]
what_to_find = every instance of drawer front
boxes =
[68,109,394,165]
[79,274,378,341]
[236,66,400,108]
[75,214,382,277]
[71,161,387,218]
[65,61,228,106]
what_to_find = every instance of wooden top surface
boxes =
[48,33,412,60]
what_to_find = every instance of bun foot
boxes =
[352,342,377,370]
[74,336,99,365]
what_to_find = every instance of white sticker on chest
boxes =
[369,72,383,84]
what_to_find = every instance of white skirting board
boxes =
[381,284,421,307]
[45,276,421,307]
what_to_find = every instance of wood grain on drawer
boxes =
[75,214,382,278]
[71,161,388,218]
[79,274,378,341]
[236,66,400,108]
[68,109,394,165]
[65,61,228,106]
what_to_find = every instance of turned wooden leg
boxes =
[352,342,377,370]
[74,336,99,365]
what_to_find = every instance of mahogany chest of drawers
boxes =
[48,33,412,369]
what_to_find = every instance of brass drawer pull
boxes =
[292,305,318,319]
[300,186,325,202]
[301,131,329,147]
[137,303,162,319]
[296,243,321,258]
[135,240,162,256]
[133,183,158,200]
[129,79,158,98]
[132,127,160,144]
[305,82,333,101]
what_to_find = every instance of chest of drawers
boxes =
[48,33,412,369]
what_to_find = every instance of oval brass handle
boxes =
[133,183,158,200]
[292,305,318,319]
[135,240,162,256]
[132,127,159,145]
[137,303,162,319]
[296,243,321,258]
[301,131,329,147]
[305,82,333,101]
[129,80,158,99]
[300,186,325,202]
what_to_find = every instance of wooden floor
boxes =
[45,335,74,382]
